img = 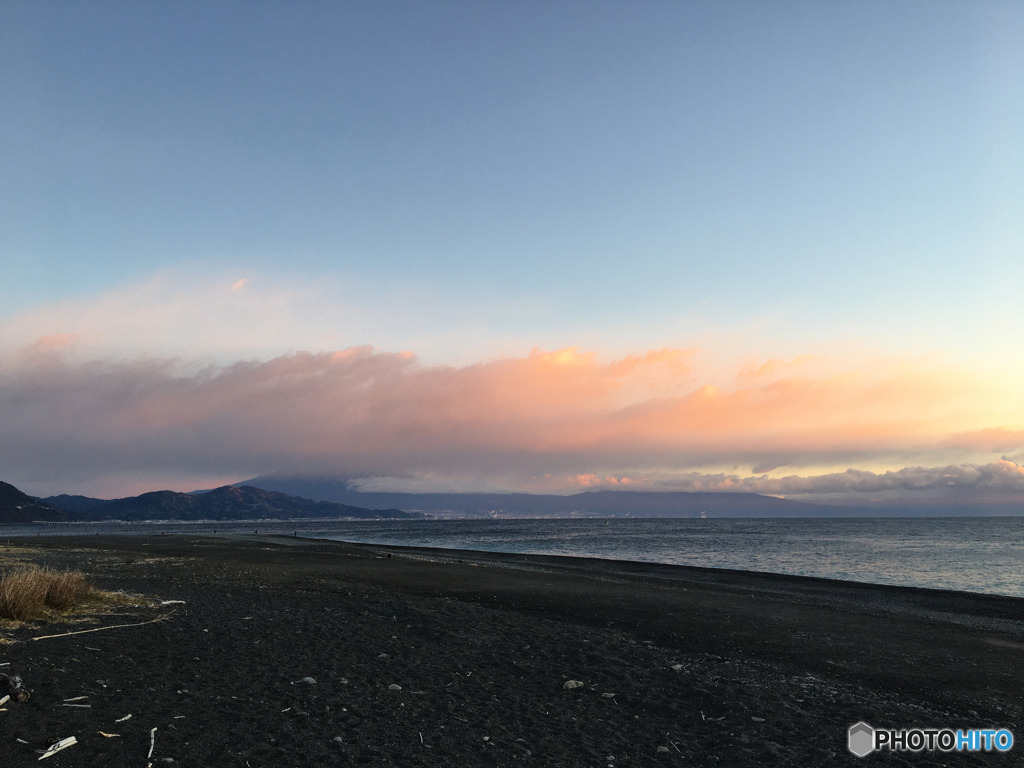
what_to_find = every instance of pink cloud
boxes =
[28,333,80,350]
[1,342,1020,496]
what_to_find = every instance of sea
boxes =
[3,516,1023,598]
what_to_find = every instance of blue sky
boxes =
[2,2,1023,496]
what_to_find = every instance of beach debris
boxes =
[63,696,88,702]
[670,664,683,673]
[601,692,616,699]
[115,714,133,722]
[99,732,121,738]
[563,680,584,690]
[148,727,157,759]
[0,694,9,706]
[388,684,403,691]
[62,703,92,708]
[291,676,317,685]
[32,612,175,641]
[752,716,766,722]
[1,673,30,703]
[333,736,344,743]
[656,746,670,753]
[159,600,186,605]
[513,739,533,756]
[38,736,77,760]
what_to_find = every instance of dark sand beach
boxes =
[1,535,1022,766]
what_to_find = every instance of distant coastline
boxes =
[4,476,1022,524]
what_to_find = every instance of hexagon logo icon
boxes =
[848,722,875,757]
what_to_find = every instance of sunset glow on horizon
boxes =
[2,2,1022,500]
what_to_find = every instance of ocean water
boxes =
[3,517,1023,597]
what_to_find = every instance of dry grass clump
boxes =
[0,568,95,621]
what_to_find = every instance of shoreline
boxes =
[2,535,1021,765]
[5,514,1021,601]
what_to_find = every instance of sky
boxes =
[2,1,1023,500]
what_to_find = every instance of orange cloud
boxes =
[1,341,1021,497]
[940,428,1024,453]
[29,333,80,350]
[737,354,815,380]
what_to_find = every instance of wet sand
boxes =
[1,535,1022,766]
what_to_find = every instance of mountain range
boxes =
[5,474,1021,525]
[0,482,420,523]
[235,476,867,518]
[239,475,1024,518]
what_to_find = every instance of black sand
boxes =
[1,535,1022,766]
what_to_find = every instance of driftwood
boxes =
[0,673,30,703]
[38,736,76,760]
[32,611,175,641]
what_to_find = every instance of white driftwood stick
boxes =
[32,613,173,641]
[115,714,132,723]
[63,696,88,702]
[0,694,9,706]
[148,727,157,759]
[38,736,77,760]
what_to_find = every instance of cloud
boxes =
[595,460,1024,496]
[940,428,1024,454]
[1,338,1021,497]
[2,270,1022,496]
[737,354,816,381]
[0,267,547,368]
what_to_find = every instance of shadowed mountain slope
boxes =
[39,484,422,522]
